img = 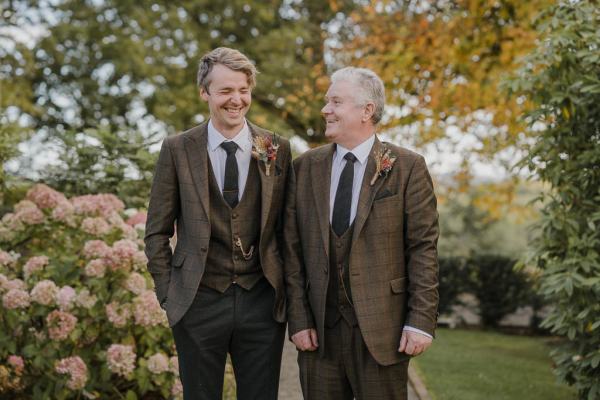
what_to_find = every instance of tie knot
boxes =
[344,152,357,163]
[221,141,238,155]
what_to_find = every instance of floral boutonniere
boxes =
[252,134,279,176]
[370,147,397,186]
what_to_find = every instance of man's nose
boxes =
[230,91,242,104]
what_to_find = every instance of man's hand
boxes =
[398,330,432,356]
[291,329,319,351]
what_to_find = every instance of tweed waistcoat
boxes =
[201,158,263,292]
[325,225,357,328]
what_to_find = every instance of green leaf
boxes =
[125,391,138,400]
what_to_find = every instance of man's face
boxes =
[200,64,251,135]
[321,80,365,145]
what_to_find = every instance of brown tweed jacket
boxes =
[144,121,292,327]
[284,136,439,366]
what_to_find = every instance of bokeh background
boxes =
[1,1,598,399]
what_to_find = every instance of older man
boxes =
[145,47,292,400]
[284,67,439,399]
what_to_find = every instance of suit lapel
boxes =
[351,136,387,246]
[311,144,335,261]
[184,123,210,218]
[248,123,275,234]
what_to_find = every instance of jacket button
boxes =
[234,255,240,261]
[232,213,238,219]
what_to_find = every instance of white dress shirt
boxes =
[329,135,375,225]
[329,134,432,339]
[207,119,253,201]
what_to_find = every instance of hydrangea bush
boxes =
[0,184,182,399]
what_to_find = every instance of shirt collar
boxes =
[207,119,252,153]
[334,134,375,166]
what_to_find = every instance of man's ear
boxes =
[363,103,375,123]
[199,87,209,102]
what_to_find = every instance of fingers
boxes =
[398,332,408,353]
[309,328,319,348]
[398,331,433,357]
[291,329,318,351]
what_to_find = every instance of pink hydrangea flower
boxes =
[0,250,13,267]
[169,356,179,375]
[72,194,125,218]
[84,259,107,278]
[81,217,111,236]
[75,288,97,309]
[124,272,146,295]
[26,184,67,210]
[14,200,37,213]
[126,211,147,227]
[106,344,136,377]
[133,290,168,327]
[105,302,131,328]
[108,239,141,271]
[57,286,76,310]
[111,239,138,259]
[23,255,49,279]
[4,278,26,292]
[51,201,76,224]
[83,240,112,259]
[0,250,19,270]
[55,356,88,390]
[120,223,138,240]
[30,280,59,305]
[46,310,77,341]
[14,200,45,225]
[147,353,170,374]
[1,212,24,231]
[8,355,25,375]
[2,288,31,309]
[171,379,183,397]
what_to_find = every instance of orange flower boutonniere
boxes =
[370,147,397,186]
[252,134,279,176]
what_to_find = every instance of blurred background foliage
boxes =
[1,0,599,397]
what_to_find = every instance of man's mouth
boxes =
[225,107,243,115]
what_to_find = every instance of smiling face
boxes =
[321,79,373,149]
[200,64,251,138]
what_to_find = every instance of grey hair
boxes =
[330,67,385,124]
[197,47,258,91]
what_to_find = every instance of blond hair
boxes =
[197,47,258,91]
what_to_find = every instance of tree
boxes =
[1,0,356,143]
[507,1,600,397]
[337,0,552,151]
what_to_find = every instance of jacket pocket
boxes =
[390,277,407,294]
[171,250,186,268]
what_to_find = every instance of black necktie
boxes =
[221,141,239,208]
[332,152,357,236]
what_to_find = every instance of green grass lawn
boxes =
[412,328,577,400]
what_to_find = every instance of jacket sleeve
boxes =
[144,137,179,304]
[403,155,439,336]
[282,157,315,336]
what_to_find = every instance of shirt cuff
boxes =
[403,325,433,339]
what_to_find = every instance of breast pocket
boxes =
[369,193,403,232]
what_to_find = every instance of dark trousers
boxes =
[298,318,409,400]
[173,278,285,400]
